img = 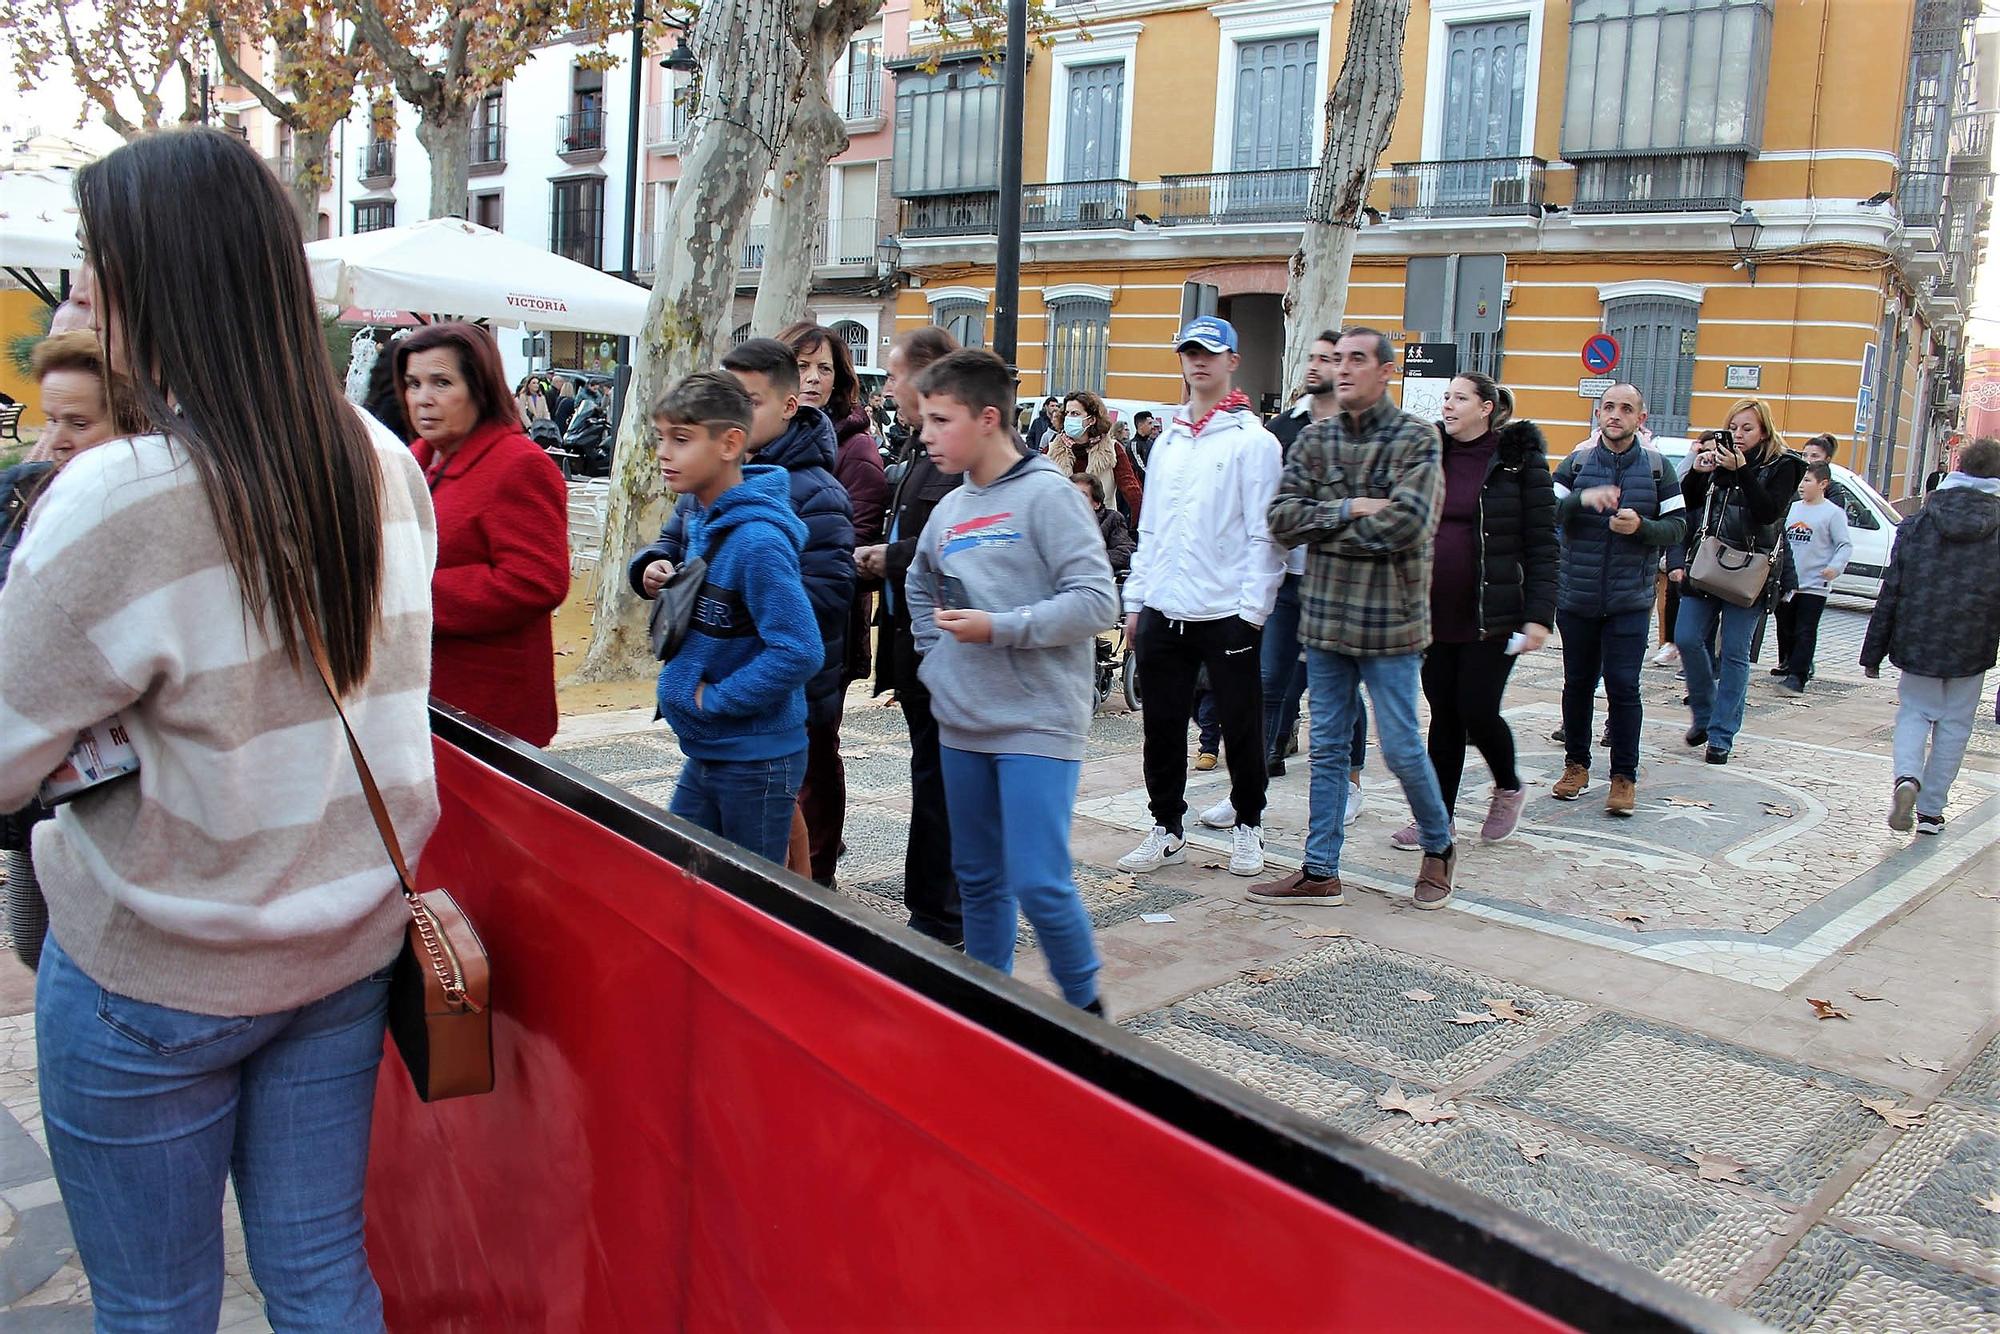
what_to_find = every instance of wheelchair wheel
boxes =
[1122,649,1141,711]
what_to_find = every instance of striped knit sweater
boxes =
[0,412,440,1016]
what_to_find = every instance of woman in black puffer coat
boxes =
[1392,373,1557,852]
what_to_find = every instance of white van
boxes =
[1651,440,1900,604]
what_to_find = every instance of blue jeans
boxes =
[669,748,808,865]
[1675,592,1762,753]
[1260,573,1327,766]
[1303,650,1452,877]
[939,747,1100,1008]
[36,934,391,1332]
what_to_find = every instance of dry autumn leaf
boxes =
[1860,1098,1926,1130]
[1241,968,1282,985]
[1807,997,1852,1021]
[1760,802,1794,818]
[1403,989,1438,1003]
[1376,1081,1459,1125]
[1293,925,1353,940]
[1848,989,1889,1003]
[1449,1010,1501,1026]
[1483,998,1534,1023]
[1977,1193,2000,1215]
[1517,1140,1548,1162]
[1895,1053,1947,1073]
[1615,910,1648,925]
[1201,861,1228,870]
[1663,796,1714,808]
[1686,1151,1748,1183]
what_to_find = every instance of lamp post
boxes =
[614,6,697,432]
[1730,207,1765,285]
[992,0,1027,365]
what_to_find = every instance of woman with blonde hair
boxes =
[1674,396,1806,763]
[1052,390,1144,519]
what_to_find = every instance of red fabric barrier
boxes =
[365,737,1578,1332]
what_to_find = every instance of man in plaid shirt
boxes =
[1258,328,1458,910]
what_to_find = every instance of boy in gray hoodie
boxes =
[906,350,1120,1013]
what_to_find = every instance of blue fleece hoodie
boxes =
[656,464,821,761]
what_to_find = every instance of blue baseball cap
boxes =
[1173,315,1238,354]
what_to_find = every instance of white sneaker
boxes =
[1650,644,1680,666]
[1345,782,1365,826]
[1118,825,1186,872]
[1228,823,1266,876]
[1198,796,1237,829]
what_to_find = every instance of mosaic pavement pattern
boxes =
[1745,1228,2000,1334]
[1945,1031,2000,1118]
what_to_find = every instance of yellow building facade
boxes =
[889,0,1989,500]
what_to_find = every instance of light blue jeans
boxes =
[1675,592,1764,753]
[1304,649,1452,877]
[36,933,391,1332]
[939,747,1100,1008]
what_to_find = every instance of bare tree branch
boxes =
[207,8,295,125]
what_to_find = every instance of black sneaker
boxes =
[1597,727,1611,748]
[1685,725,1708,747]
[1768,665,1790,677]
[1266,757,1286,778]
[1705,746,1730,765]
[1916,813,1944,836]
[1550,726,1567,744]
[1780,676,1806,694]
[1889,777,1920,833]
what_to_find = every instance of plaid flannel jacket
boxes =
[1267,396,1443,657]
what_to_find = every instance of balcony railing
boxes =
[900,192,999,237]
[358,139,394,184]
[1388,156,1546,221]
[559,108,605,155]
[1569,151,1746,215]
[470,122,505,170]
[1900,174,1945,233]
[900,182,1145,238]
[1159,168,1314,225]
[646,99,691,149]
[736,216,881,270]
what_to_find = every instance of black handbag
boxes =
[647,524,731,661]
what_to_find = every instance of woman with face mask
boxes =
[1051,391,1143,522]
[1,331,131,970]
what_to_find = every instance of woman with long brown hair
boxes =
[0,127,439,1329]
[1050,389,1144,519]
[396,322,571,747]
[1674,396,1806,763]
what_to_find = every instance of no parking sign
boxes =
[1581,334,1621,375]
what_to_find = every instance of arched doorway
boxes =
[830,319,870,368]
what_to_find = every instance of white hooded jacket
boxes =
[1123,399,1285,625]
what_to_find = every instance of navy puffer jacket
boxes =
[629,405,856,724]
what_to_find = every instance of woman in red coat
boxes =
[395,323,570,745]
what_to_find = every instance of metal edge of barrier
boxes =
[428,703,1769,1334]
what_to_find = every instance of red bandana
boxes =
[1179,389,1252,438]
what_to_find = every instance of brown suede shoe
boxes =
[1606,775,1636,817]
[1247,868,1343,906]
[1552,762,1589,801]
[1414,845,1457,910]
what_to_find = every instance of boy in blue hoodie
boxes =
[906,350,1120,1014]
[648,372,822,864]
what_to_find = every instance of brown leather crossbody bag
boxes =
[306,623,493,1102]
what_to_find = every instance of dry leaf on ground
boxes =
[1686,1151,1748,1183]
[1860,1098,1926,1130]
[1449,1010,1501,1026]
[1760,802,1794,818]
[1895,1053,1947,1073]
[1402,989,1437,1003]
[1483,998,1534,1023]
[1201,861,1228,871]
[1848,989,1890,1003]
[1807,997,1852,1021]
[1293,925,1353,940]
[1517,1140,1548,1162]
[1241,967,1282,985]
[1663,796,1714,808]
[1977,1193,2000,1214]
[1376,1081,1458,1125]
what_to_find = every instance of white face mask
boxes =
[1062,415,1087,439]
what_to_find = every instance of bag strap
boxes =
[300,616,415,900]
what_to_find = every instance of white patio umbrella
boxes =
[304,217,650,335]
[0,168,86,275]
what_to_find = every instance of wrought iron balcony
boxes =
[1388,157,1546,221]
[1158,168,1314,225]
[900,182,1142,237]
[358,139,394,185]
[559,108,606,157]
[1569,151,1746,215]
[470,122,505,172]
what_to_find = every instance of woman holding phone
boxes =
[1674,398,1805,763]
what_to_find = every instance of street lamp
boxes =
[875,234,902,281]
[1730,206,1765,284]
[660,23,698,72]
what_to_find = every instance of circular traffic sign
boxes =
[1582,334,1621,374]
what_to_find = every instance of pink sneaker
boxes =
[1389,821,1423,852]
[1481,787,1526,843]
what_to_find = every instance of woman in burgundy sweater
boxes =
[1391,373,1557,851]
[777,322,888,882]
[396,323,571,746]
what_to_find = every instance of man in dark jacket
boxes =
[1549,384,1686,815]
[630,343,856,789]
[857,388,964,945]
[1863,436,2000,835]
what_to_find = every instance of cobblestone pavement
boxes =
[0,609,1992,1329]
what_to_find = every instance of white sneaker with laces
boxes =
[1228,823,1266,876]
[1118,825,1186,872]
[1345,782,1365,826]
[1198,796,1237,829]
